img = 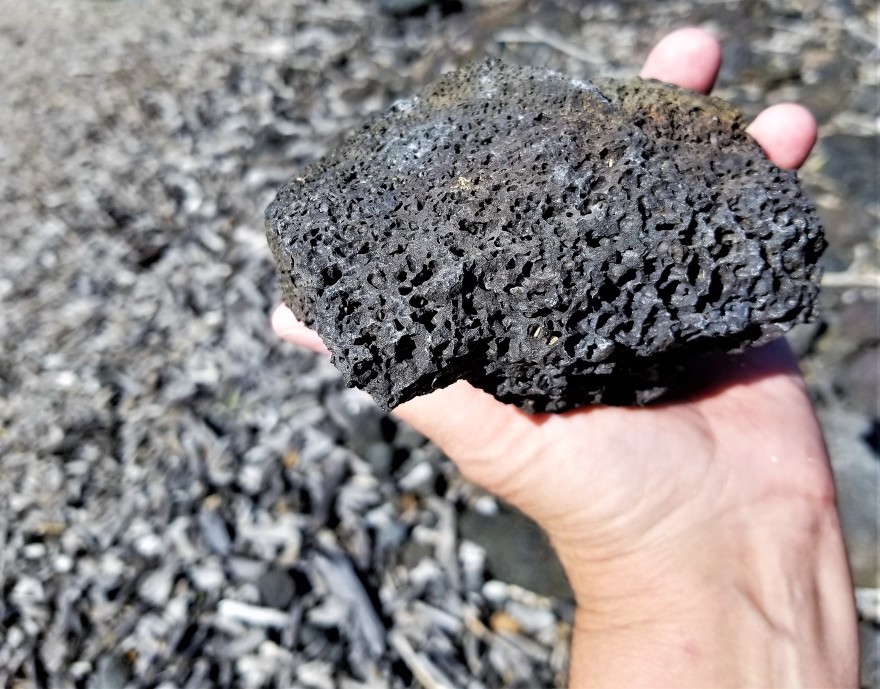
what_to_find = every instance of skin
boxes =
[273,28,858,687]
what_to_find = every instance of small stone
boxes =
[506,600,556,634]
[856,587,880,624]
[10,576,45,607]
[306,597,349,628]
[139,566,176,607]
[489,610,522,634]
[267,59,824,413]
[88,654,131,689]
[257,567,297,609]
[53,554,74,573]
[237,642,297,687]
[224,629,268,659]
[473,495,499,516]
[216,599,292,628]
[459,540,487,591]
[397,461,435,493]
[190,564,226,592]
[134,533,165,558]
[238,463,270,495]
[22,543,47,559]
[198,509,233,555]
[227,557,267,582]
[297,660,335,689]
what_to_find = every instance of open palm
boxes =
[274,29,857,686]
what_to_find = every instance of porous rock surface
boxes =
[266,59,824,413]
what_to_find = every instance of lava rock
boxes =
[266,59,824,413]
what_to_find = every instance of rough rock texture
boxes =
[266,58,824,413]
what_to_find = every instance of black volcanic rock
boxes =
[266,59,824,413]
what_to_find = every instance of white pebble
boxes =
[297,660,334,689]
[139,566,175,607]
[134,534,165,559]
[22,543,47,559]
[397,461,434,491]
[216,599,291,628]
[10,576,45,606]
[54,554,74,573]
[473,495,499,516]
[190,564,225,592]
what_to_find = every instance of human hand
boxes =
[273,28,858,687]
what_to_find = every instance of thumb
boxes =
[392,381,543,491]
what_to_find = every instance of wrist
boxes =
[560,495,859,687]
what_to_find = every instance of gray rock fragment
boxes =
[138,566,176,607]
[257,567,297,609]
[313,552,386,659]
[198,508,233,555]
[216,599,292,628]
[267,59,824,412]
[88,654,131,689]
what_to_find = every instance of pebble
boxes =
[139,567,176,607]
[189,564,226,592]
[297,660,335,689]
[224,629,268,659]
[198,510,233,556]
[397,461,435,493]
[134,533,165,559]
[227,558,267,582]
[306,597,349,628]
[506,600,557,635]
[89,654,131,689]
[472,495,499,516]
[216,600,292,629]
[257,567,297,609]
[54,554,74,573]
[10,576,46,608]
[22,543,47,559]
[459,540,487,592]
[856,587,880,624]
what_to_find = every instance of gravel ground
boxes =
[0,0,876,687]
